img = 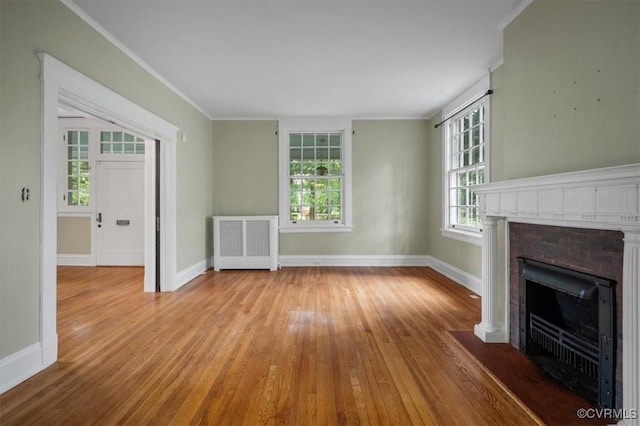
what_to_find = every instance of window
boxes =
[62,128,92,210]
[442,77,490,244]
[279,118,352,232]
[100,130,145,155]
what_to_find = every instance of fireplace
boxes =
[470,163,639,424]
[517,257,616,408]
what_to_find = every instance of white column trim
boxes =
[621,229,640,425]
[474,216,509,342]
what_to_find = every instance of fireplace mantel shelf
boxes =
[471,163,640,425]
[474,163,640,230]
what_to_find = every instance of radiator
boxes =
[213,215,278,271]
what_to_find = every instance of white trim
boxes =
[475,163,640,229]
[57,254,94,266]
[442,75,491,119]
[427,256,481,295]
[280,225,353,233]
[174,259,209,291]
[278,255,430,267]
[59,0,211,120]
[0,343,43,394]
[498,0,534,30]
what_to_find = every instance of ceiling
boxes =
[67,0,526,120]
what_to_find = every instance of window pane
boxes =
[329,191,341,205]
[290,148,301,162]
[316,163,329,176]
[100,131,111,142]
[68,131,78,145]
[330,159,341,175]
[328,178,341,190]
[472,127,480,147]
[290,133,302,147]
[136,143,145,154]
[112,132,122,142]
[124,132,134,142]
[463,131,469,150]
[317,134,329,147]
[302,148,314,161]
[329,207,341,220]
[124,143,135,154]
[101,143,111,154]
[80,131,89,145]
[478,167,485,184]
[113,143,122,154]
[68,146,78,160]
[329,134,341,146]
[471,108,480,126]
[290,161,301,174]
[469,169,477,185]
[80,146,89,160]
[458,171,467,186]
[472,146,480,164]
[302,161,315,175]
[458,188,467,206]
[302,134,314,147]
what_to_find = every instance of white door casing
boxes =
[96,161,145,266]
[37,53,179,383]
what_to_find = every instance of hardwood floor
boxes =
[0,266,539,425]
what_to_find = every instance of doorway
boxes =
[40,52,179,370]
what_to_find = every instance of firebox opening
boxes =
[518,257,616,409]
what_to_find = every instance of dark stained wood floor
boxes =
[0,266,541,425]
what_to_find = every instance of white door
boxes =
[96,161,145,265]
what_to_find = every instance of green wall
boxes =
[212,119,431,256]
[495,0,639,181]
[0,0,213,357]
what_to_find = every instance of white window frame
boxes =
[58,119,96,213]
[278,117,353,233]
[441,76,491,246]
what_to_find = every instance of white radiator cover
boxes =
[213,215,278,271]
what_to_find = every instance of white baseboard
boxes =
[278,255,430,267]
[173,258,209,291]
[0,343,44,394]
[57,254,94,266]
[427,256,481,295]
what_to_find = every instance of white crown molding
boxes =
[60,0,212,120]
[498,0,534,31]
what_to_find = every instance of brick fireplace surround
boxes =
[472,163,639,425]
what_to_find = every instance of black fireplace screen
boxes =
[518,257,616,409]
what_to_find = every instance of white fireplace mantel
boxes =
[472,162,640,423]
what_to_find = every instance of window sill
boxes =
[280,225,353,233]
[440,228,482,246]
